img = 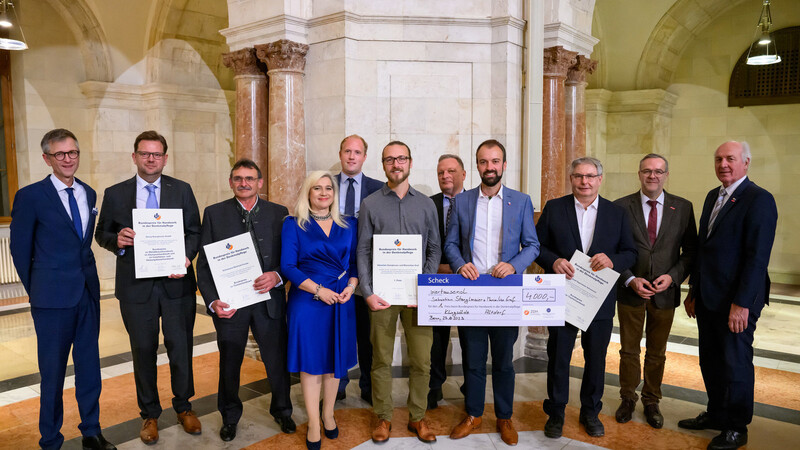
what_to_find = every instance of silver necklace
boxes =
[310,211,331,221]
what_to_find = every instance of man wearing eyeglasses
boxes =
[356,141,441,444]
[95,130,202,445]
[195,159,295,442]
[535,157,637,439]
[10,129,116,450]
[613,154,696,429]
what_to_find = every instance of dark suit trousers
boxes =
[459,326,518,419]
[544,320,613,418]
[696,301,759,432]
[31,288,102,449]
[617,302,675,404]
[119,282,196,419]
[213,301,292,424]
[429,325,457,391]
[339,294,372,394]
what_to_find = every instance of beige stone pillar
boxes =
[541,46,577,203]
[255,39,309,209]
[222,48,269,196]
[565,55,597,182]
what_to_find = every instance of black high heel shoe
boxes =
[306,436,321,449]
[323,418,339,440]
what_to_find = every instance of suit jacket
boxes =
[196,197,289,319]
[444,186,540,275]
[615,191,697,309]
[431,193,447,266]
[10,176,100,308]
[334,172,384,215]
[691,178,777,312]
[536,194,637,320]
[95,175,201,303]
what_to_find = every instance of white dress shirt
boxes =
[473,185,504,274]
[136,174,162,209]
[624,190,666,287]
[50,174,90,236]
[574,195,599,253]
[338,172,364,215]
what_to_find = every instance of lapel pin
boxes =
[731,198,737,203]
[669,206,675,210]
[507,201,511,206]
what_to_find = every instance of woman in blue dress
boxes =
[281,171,358,449]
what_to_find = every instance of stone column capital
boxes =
[567,55,597,85]
[222,48,264,76]
[255,39,309,74]
[543,46,578,79]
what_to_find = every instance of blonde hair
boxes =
[293,171,348,230]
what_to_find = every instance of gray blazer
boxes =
[615,191,697,309]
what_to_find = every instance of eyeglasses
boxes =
[639,169,667,177]
[382,155,411,165]
[47,150,80,161]
[135,151,165,160]
[231,176,259,184]
[570,173,600,180]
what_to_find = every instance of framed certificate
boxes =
[132,208,186,279]
[372,234,422,305]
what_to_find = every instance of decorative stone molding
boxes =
[255,40,309,74]
[566,55,597,85]
[543,46,578,79]
[222,48,264,76]
[544,22,600,58]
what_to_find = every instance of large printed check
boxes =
[417,274,565,326]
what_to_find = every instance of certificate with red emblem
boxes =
[132,208,186,278]
[372,234,423,305]
[203,232,270,310]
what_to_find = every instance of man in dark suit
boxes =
[536,157,637,439]
[333,134,384,403]
[95,130,202,444]
[679,141,777,450]
[614,154,697,429]
[196,159,295,442]
[444,140,540,446]
[10,128,115,450]
[427,154,466,410]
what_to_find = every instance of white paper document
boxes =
[133,208,186,279]
[565,250,620,331]
[372,234,423,305]
[203,232,270,310]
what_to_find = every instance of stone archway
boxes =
[42,0,113,82]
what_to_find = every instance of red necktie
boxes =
[647,200,658,246]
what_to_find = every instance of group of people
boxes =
[9,128,775,450]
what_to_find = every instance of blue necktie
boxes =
[145,184,159,209]
[65,187,83,239]
[344,177,355,216]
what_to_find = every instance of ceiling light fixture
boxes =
[0,0,26,51]
[746,0,780,65]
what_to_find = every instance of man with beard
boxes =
[357,141,441,443]
[443,140,540,445]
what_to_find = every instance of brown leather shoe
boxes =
[497,418,518,446]
[407,418,437,443]
[450,415,482,439]
[140,418,158,445]
[177,410,202,435]
[372,419,391,443]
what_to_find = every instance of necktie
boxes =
[145,184,159,209]
[65,187,83,239]
[707,188,727,237]
[646,200,658,246]
[344,177,355,216]
[445,196,455,237]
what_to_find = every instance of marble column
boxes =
[255,39,309,209]
[222,48,269,196]
[526,46,576,361]
[541,46,577,203]
[564,55,597,183]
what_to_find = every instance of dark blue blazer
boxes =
[535,194,637,320]
[10,176,100,308]
[444,186,540,275]
[691,178,777,312]
[334,172,384,214]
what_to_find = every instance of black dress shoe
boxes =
[579,414,605,437]
[275,415,297,434]
[708,430,747,450]
[427,388,443,410]
[360,389,373,405]
[544,415,564,439]
[220,424,237,442]
[644,403,664,429]
[82,434,116,450]
[678,411,721,430]
[615,398,636,423]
